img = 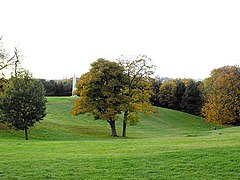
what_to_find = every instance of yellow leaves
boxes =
[125,112,139,125]
[72,59,126,122]
[202,65,240,124]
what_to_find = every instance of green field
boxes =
[0,97,240,179]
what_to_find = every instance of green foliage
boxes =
[157,79,203,115]
[174,79,186,110]
[0,77,7,96]
[38,79,72,96]
[158,79,178,108]
[0,71,46,140]
[158,79,186,110]
[149,77,162,106]
[124,112,139,125]
[181,80,203,115]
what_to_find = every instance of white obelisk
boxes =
[72,74,77,96]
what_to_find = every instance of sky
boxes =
[0,0,240,80]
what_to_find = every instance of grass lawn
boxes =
[0,97,240,179]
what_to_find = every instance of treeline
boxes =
[150,65,240,125]
[38,79,73,96]
[150,78,203,116]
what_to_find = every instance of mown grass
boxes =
[0,97,240,179]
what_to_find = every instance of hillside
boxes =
[1,97,240,179]
[1,97,217,140]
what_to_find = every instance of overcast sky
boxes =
[1,0,239,79]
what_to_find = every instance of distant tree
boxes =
[38,79,57,96]
[157,79,204,115]
[39,79,72,96]
[62,79,72,96]
[150,76,162,106]
[55,81,64,96]
[0,71,46,140]
[117,54,156,137]
[173,80,186,110]
[202,66,240,124]
[158,79,177,109]
[181,80,203,115]
[71,59,126,136]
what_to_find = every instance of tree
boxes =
[0,77,7,96]
[38,79,73,96]
[0,72,46,140]
[158,79,177,109]
[117,54,156,137]
[38,79,57,96]
[157,79,203,115]
[0,36,20,75]
[202,66,240,124]
[71,59,126,136]
[173,80,186,110]
[0,37,21,97]
[149,76,162,106]
[181,80,203,115]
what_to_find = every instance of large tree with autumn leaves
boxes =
[202,66,240,125]
[71,59,126,136]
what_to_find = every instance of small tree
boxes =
[0,72,46,140]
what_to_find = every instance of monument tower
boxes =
[72,74,77,96]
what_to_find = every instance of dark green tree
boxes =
[173,80,186,110]
[38,79,57,96]
[150,76,162,106]
[181,80,203,115]
[0,72,46,140]
[158,79,176,109]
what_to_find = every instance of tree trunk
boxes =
[122,111,128,137]
[122,120,127,137]
[235,108,240,126]
[107,119,118,137]
[24,126,29,140]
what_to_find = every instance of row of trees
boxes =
[150,65,240,125]
[39,79,72,96]
[150,78,203,115]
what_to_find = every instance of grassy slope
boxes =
[0,97,240,179]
